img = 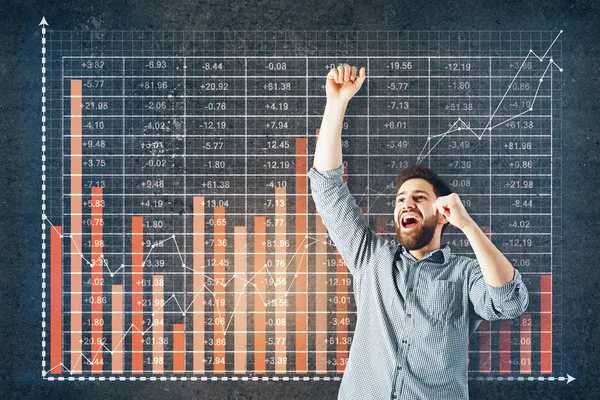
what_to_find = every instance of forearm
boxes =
[462,220,516,287]
[313,101,348,171]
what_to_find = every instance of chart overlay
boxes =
[41,30,563,380]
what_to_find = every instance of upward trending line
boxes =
[417,30,563,163]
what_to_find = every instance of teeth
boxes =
[401,214,419,227]
[403,215,418,224]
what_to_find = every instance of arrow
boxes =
[470,374,576,383]
[40,14,49,379]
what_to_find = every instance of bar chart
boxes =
[41,31,562,380]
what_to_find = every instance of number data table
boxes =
[40,31,563,380]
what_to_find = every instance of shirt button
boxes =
[408,287,413,292]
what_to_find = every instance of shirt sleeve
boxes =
[307,164,389,276]
[467,258,529,321]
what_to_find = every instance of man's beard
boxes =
[395,212,438,250]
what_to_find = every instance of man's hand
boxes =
[326,64,366,104]
[433,193,474,231]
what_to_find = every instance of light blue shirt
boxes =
[308,164,529,400]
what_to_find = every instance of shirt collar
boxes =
[396,243,451,264]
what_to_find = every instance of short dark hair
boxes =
[395,164,454,238]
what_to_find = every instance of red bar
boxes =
[295,137,307,374]
[540,275,552,373]
[336,250,348,373]
[50,226,63,373]
[520,313,532,374]
[70,79,83,373]
[234,226,247,374]
[131,216,144,374]
[499,319,512,373]
[173,324,185,374]
[478,321,491,373]
[314,128,327,373]
[336,167,351,373]
[315,214,327,373]
[91,187,103,373]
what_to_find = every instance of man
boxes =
[307,64,529,399]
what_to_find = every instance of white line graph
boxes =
[42,27,563,381]
[417,31,563,162]
[43,212,327,376]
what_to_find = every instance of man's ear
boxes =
[438,213,448,225]
[434,202,448,224]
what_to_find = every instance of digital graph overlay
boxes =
[41,30,563,380]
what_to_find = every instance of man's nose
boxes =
[403,197,416,209]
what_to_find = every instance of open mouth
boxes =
[401,214,420,230]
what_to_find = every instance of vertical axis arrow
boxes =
[40,15,49,377]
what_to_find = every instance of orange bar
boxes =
[499,319,511,373]
[213,207,226,373]
[274,187,287,373]
[254,216,266,374]
[315,213,328,373]
[131,216,144,374]
[70,79,83,373]
[478,321,491,373]
[152,275,164,374]
[50,226,62,374]
[540,275,552,373]
[520,314,532,374]
[112,284,123,374]
[91,187,103,373]
[70,80,82,137]
[295,137,307,374]
[193,197,205,373]
[234,226,247,374]
[173,324,185,374]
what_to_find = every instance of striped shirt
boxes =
[307,164,529,400]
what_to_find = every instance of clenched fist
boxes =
[326,64,366,104]
[433,193,475,232]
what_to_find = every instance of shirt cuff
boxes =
[485,268,522,298]
[307,164,345,188]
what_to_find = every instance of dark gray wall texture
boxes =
[1,0,599,399]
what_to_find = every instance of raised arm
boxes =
[313,64,365,171]
[308,64,388,276]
